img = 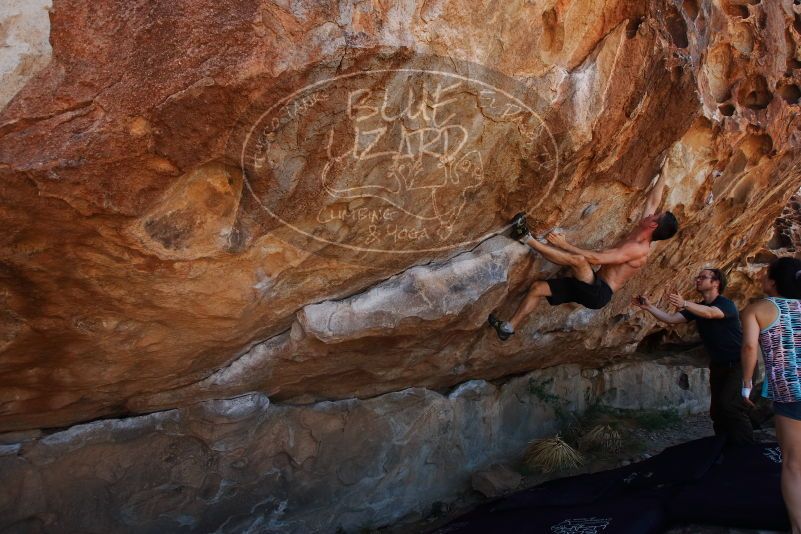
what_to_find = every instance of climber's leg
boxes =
[521,237,595,284]
[507,280,552,331]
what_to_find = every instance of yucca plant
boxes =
[524,434,584,473]
[580,424,623,452]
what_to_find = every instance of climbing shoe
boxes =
[488,313,514,341]
[510,212,531,241]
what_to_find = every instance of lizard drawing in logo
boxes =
[320,83,484,241]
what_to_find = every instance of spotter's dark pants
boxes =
[709,361,754,445]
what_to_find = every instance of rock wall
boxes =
[0,357,710,533]
[0,0,51,109]
[2,0,800,432]
[4,2,801,529]
[766,191,801,253]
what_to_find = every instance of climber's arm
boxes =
[642,171,667,218]
[545,232,642,266]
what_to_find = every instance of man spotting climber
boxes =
[487,192,678,341]
[632,269,754,444]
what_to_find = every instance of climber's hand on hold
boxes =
[545,231,568,249]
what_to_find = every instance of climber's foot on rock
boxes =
[488,313,514,341]
[510,212,531,241]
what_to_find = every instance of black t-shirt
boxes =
[680,296,742,364]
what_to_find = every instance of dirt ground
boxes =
[382,411,783,534]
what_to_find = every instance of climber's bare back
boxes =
[596,238,652,292]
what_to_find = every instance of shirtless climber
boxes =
[488,182,678,341]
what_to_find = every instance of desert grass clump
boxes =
[524,435,584,473]
[580,424,623,452]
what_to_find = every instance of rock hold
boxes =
[298,236,527,342]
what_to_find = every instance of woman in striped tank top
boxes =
[741,257,801,533]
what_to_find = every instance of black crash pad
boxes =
[667,442,789,531]
[438,496,667,534]
[437,437,790,533]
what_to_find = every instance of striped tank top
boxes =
[758,297,801,402]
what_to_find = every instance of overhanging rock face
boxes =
[1,0,801,432]
[0,358,710,533]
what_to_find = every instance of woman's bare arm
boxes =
[740,304,761,390]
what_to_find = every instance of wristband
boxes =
[742,379,753,398]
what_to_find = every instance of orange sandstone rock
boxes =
[1,0,800,431]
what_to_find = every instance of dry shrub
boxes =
[524,435,583,473]
[580,424,623,452]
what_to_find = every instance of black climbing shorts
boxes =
[774,400,801,421]
[546,275,614,310]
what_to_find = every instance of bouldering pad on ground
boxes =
[667,442,789,531]
[437,437,788,533]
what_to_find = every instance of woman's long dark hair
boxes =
[768,257,801,299]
